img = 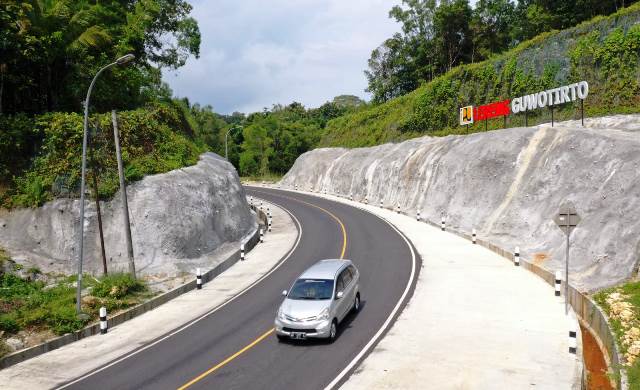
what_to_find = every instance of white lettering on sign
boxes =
[511,81,588,114]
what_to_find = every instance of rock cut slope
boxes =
[0,152,256,277]
[281,115,640,291]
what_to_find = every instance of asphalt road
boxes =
[61,187,420,390]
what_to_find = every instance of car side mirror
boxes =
[336,291,344,299]
[282,290,287,297]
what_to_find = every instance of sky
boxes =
[162,0,402,114]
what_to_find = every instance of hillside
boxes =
[320,4,640,148]
[0,102,207,208]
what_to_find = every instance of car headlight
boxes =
[277,307,286,320]
[317,308,330,321]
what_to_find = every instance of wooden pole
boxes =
[89,129,108,275]
[112,111,136,278]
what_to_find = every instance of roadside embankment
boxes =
[0,152,255,279]
[281,115,640,292]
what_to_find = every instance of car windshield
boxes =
[288,279,334,300]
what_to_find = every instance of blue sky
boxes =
[162,0,402,114]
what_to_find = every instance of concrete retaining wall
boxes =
[0,207,268,370]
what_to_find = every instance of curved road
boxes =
[61,187,420,390]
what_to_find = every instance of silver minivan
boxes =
[275,259,360,342]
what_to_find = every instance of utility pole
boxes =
[112,110,136,278]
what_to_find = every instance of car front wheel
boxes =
[328,320,337,343]
[352,293,360,313]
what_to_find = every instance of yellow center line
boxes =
[177,190,347,389]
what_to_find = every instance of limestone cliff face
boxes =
[281,115,640,291]
[0,153,256,276]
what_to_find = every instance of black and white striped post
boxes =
[365,196,368,204]
[196,268,202,290]
[260,228,264,243]
[380,200,383,208]
[396,204,400,213]
[99,307,108,334]
[441,216,446,231]
[240,243,245,261]
[555,271,562,296]
[295,184,298,191]
[250,196,253,207]
[569,323,578,354]
[268,216,272,232]
[472,229,477,244]
[349,194,353,201]
[514,246,520,266]
[416,210,421,221]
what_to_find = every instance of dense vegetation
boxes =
[366,0,639,103]
[321,3,640,148]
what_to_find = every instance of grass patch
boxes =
[0,272,149,337]
[593,281,640,388]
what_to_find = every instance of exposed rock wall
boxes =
[281,115,640,291]
[0,153,256,276]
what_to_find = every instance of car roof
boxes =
[298,259,352,280]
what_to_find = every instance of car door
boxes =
[333,272,345,321]
[338,268,353,321]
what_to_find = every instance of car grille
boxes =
[283,327,316,334]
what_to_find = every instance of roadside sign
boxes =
[554,203,581,236]
[553,201,581,315]
[460,106,474,125]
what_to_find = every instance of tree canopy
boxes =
[366,0,638,103]
[0,0,201,114]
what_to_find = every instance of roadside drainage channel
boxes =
[0,205,268,370]
[267,184,625,390]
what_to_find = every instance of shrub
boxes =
[91,273,146,299]
[0,314,20,334]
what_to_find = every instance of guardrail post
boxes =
[472,229,477,244]
[441,216,446,231]
[240,244,245,261]
[350,194,353,201]
[397,204,400,213]
[196,268,202,290]
[380,200,383,208]
[514,246,520,266]
[100,307,108,334]
[555,271,562,296]
[417,210,421,221]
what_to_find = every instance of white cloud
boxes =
[162,0,401,114]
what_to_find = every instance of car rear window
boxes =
[288,279,334,300]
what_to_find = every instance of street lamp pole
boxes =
[225,125,242,160]
[76,54,135,314]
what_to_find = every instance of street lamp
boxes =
[76,54,135,314]
[225,125,242,160]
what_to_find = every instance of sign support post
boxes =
[551,106,554,127]
[553,202,581,315]
[581,99,584,127]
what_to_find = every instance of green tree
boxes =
[0,0,201,114]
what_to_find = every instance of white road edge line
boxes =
[309,194,418,390]
[57,198,302,389]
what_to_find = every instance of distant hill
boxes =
[320,4,640,148]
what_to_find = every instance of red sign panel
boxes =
[474,99,511,121]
